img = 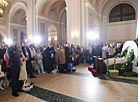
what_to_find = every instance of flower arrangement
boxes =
[133,37,138,46]
[103,49,136,77]
[116,47,128,58]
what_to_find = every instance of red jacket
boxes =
[4,53,10,68]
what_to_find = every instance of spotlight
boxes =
[87,32,99,39]
[4,38,7,42]
[33,36,41,43]
[6,39,12,45]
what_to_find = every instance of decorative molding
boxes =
[36,15,64,24]
[0,25,5,29]
[85,3,102,17]
[9,23,26,28]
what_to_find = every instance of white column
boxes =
[80,0,86,47]
[85,4,89,48]
[66,0,72,43]
[27,0,35,44]
[66,0,80,46]
[136,11,138,38]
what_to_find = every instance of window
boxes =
[109,3,135,23]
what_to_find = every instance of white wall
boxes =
[107,21,137,41]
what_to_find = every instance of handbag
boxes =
[22,78,33,92]
[32,60,40,71]
[51,69,57,74]
[2,73,9,89]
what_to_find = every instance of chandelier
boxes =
[0,0,8,14]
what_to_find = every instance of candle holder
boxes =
[114,58,116,70]
[106,59,109,75]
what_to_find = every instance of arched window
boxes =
[109,3,135,23]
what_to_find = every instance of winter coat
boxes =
[108,47,116,55]
[6,46,20,66]
[44,47,55,64]
[58,49,66,64]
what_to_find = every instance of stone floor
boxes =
[0,63,138,102]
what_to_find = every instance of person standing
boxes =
[0,43,6,70]
[22,42,36,78]
[44,43,55,74]
[53,45,58,71]
[18,46,28,80]
[36,49,45,74]
[108,43,116,58]
[64,43,72,70]
[58,45,66,73]
[7,39,21,97]
[87,44,92,65]
[30,44,39,72]
[105,45,109,59]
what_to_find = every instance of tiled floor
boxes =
[0,63,138,102]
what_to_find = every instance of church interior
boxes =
[0,0,138,102]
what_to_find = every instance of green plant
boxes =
[133,38,138,46]
[103,49,135,77]
[116,47,128,58]
[123,72,138,77]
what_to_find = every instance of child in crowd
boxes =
[37,49,45,74]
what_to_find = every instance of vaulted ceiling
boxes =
[41,0,66,19]
[50,0,66,18]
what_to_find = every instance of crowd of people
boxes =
[0,39,124,97]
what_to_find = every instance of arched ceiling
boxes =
[41,0,52,16]
[96,0,106,13]
[50,0,66,18]
[41,0,66,19]
[13,8,23,23]
[13,8,26,24]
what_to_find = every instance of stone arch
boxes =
[36,0,67,17]
[36,0,56,16]
[8,2,27,22]
[17,10,26,24]
[48,25,57,32]
[0,31,6,42]
[58,9,66,22]
[48,25,57,44]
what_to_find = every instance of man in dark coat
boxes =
[64,43,72,69]
[44,43,55,74]
[95,44,102,58]
[22,42,36,78]
[7,39,21,97]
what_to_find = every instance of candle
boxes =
[114,58,116,64]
